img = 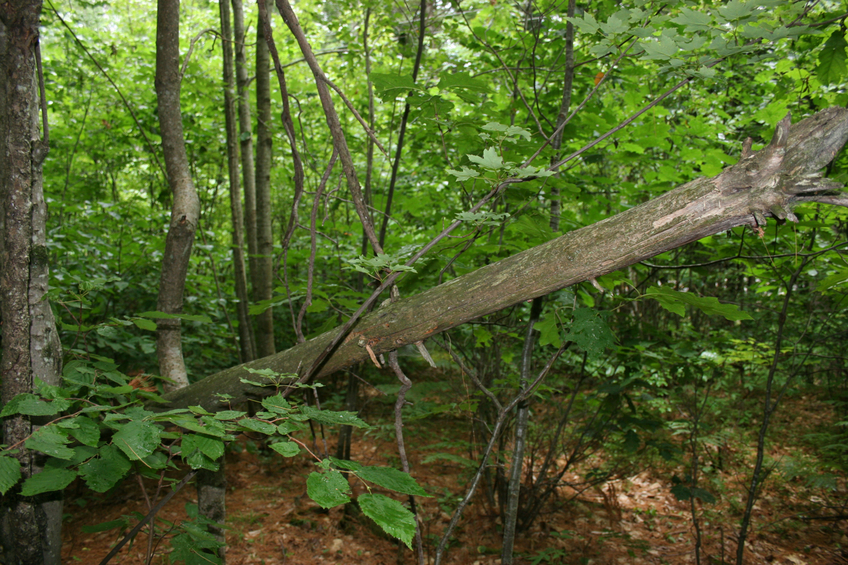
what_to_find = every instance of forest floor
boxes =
[61,382,848,565]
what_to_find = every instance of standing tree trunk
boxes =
[548,0,575,233]
[232,0,258,302]
[157,0,228,553]
[254,17,275,357]
[0,3,63,563]
[155,0,201,392]
[221,0,255,363]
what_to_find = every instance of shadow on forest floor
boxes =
[61,387,847,565]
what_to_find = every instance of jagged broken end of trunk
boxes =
[722,107,848,226]
[156,106,848,412]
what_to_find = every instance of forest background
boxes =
[1,0,848,563]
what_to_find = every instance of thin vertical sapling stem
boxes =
[683,375,714,565]
[198,228,240,353]
[433,341,567,565]
[98,471,198,565]
[502,297,543,564]
[358,7,376,292]
[297,150,338,342]
[388,349,425,565]
[258,0,306,339]
[735,257,808,564]
[378,0,427,250]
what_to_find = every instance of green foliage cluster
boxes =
[0,359,427,557]
[7,0,847,559]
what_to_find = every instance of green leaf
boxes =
[184,450,219,471]
[0,393,70,417]
[213,410,246,420]
[623,430,640,453]
[0,394,33,417]
[640,35,678,60]
[237,419,278,435]
[306,469,351,508]
[169,528,223,565]
[328,457,362,471]
[816,29,848,84]
[26,427,75,460]
[356,466,429,497]
[564,309,615,358]
[645,287,752,321]
[446,166,479,181]
[817,268,848,291]
[182,434,224,461]
[300,406,369,429]
[513,165,553,178]
[438,72,489,93]
[369,72,418,99]
[455,211,509,226]
[599,9,634,35]
[473,326,493,348]
[467,147,504,170]
[534,315,562,348]
[481,122,531,141]
[69,445,98,465]
[358,493,415,549]
[20,468,77,496]
[78,445,131,492]
[566,13,599,34]
[269,441,300,457]
[671,8,712,31]
[277,420,306,434]
[511,214,555,246]
[112,420,161,460]
[68,416,101,447]
[262,394,290,414]
[0,456,21,494]
[167,416,228,438]
[620,142,645,154]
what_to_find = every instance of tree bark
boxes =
[0,2,63,562]
[158,107,848,412]
[548,0,575,233]
[254,16,275,358]
[155,0,201,392]
[232,0,258,303]
[220,0,255,363]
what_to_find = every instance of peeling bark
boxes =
[0,1,63,562]
[158,108,848,412]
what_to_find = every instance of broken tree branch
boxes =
[157,107,848,411]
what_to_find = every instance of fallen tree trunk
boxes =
[160,107,848,411]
